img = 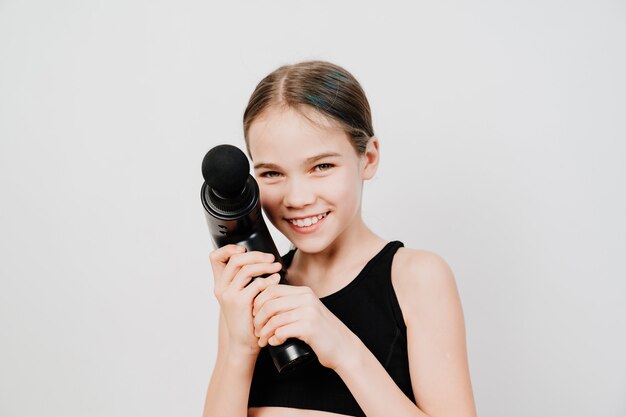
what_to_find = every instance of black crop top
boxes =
[248,241,415,416]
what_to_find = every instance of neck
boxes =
[288,216,386,290]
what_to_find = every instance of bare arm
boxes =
[333,249,476,417]
[202,245,282,417]
[398,250,476,417]
[202,312,257,417]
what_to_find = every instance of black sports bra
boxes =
[248,241,415,416]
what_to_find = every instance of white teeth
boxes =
[289,212,327,227]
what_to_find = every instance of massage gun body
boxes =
[201,146,315,372]
[201,178,286,280]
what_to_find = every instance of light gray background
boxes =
[1,1,625,416]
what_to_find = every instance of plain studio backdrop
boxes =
[1,1,625,416]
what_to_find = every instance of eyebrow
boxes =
[254,152,342,170]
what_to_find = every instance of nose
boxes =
[283,177,316,208]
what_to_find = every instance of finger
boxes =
[253,293,309,332]
[209,245,245,285]
[240,273,281,303]
[257,310,299,347]
[267,322,301,346]
[221,251,276,286]
[209,244,246,267]
[230,262,282,290]
[253,284,310,317]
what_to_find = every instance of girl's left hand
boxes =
[252,284,356,370]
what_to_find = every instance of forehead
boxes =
[248,106,354,163]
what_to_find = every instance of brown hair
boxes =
[243,60,374,156]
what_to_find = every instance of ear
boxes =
[361,137,380,180]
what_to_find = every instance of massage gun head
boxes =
[202,144,250,198]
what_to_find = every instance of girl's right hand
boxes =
[209,245,283,355]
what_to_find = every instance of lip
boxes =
[284,211,330,234]
[285,211,329,221]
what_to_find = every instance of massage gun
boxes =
[200,144,315,373]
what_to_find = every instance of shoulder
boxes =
[392,247,456,289]
[391,247,460,325]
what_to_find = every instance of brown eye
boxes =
[313,163,334,172]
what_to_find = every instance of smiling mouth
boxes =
[286,212,329,227]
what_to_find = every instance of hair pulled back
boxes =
[243,61,374,156]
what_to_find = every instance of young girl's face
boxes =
[248,106,376,254]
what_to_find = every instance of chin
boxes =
[293,232,349,255]
[291,241,327,255]
[282,233,331,254]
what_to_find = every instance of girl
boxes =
[203,61,476,417]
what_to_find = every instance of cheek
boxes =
[258,185,282,214]
[326,172,361,202]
